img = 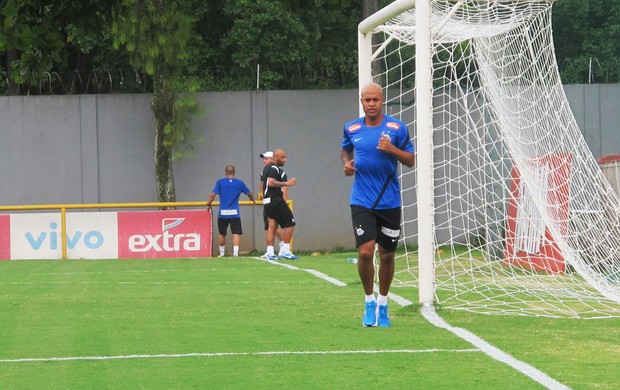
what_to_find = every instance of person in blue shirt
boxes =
[341,82,415,327]
[207,165,255,257]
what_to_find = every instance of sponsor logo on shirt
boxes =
[348,123,362,133]
[386,122,400,130]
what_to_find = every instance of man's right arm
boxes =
[207,192,216,208]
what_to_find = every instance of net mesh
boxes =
[368,0,620,318]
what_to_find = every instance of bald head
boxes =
[274,149,287,166]
[360,82,383,99]
[360,82,384,124]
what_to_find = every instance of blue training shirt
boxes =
[341,114,414,209]
[212,177,251,219]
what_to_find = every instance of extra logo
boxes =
[386,122,400,130]
[128,217,200,253]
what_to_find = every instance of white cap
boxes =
[260,151,273,158]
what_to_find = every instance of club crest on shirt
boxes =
[386,122,400,130]
[347,123,362,133]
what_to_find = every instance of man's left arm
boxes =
[377,136,415,167]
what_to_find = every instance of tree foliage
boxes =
[553,0,620,83]
[0,0,119,93]
[113,0,202,202]
[220,0,309,89]
[1,0,619,94]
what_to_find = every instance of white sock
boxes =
[365,294,376,303]
[219,246,225,256]
[282,243,291,253]
[377,294,388,306]
[233,246,239,256]
[266,246,275,256]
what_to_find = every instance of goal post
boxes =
[359,0,620,318]
[359,0,436,307]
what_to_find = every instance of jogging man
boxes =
[340,82,415,327]
[207,165,254,257]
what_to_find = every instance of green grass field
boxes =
[1,253,618,389]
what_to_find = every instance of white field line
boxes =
[0,281,301,285]
[255,256,570,390]
[0,348,479,364]
[421,306,570,390]
[303,269,347,287]
[253,256,347,286]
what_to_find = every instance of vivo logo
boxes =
[128,218,200,252]
[25,222,104,250]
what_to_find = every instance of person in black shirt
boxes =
[261,148,298,260]
[259,151,284,256]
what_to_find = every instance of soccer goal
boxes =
[359,0,620,318]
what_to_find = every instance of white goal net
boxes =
[361,0,620,318]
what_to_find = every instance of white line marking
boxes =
[0,348,480,363]
[254,256,300,270]
[304,269,347,287]
[253,257,347,286]
[0,281,303,286]
[253,256,569,389]
[421,305,570,390]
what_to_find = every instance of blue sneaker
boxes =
[279,252,299,260]
[261,253,278,260]
[378,304,391,327]
[362,301,377,327]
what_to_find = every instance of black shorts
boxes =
[265,200,296,229]
[350,205,401,252]
[263,207,269,230]
[218,218,242,235]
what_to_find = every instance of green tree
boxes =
[553,0,620,83]
[220,0,310,90]
[113,0,201,203]
[0,0,117,94]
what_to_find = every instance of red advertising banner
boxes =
[117,209,212,258]
[0,214,10,260]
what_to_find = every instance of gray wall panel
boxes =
[600,85,620,157]
[96,94,157,203]
[1,96,83,204]
[80,95,99,203]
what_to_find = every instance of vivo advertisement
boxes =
[0,210,212,260]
